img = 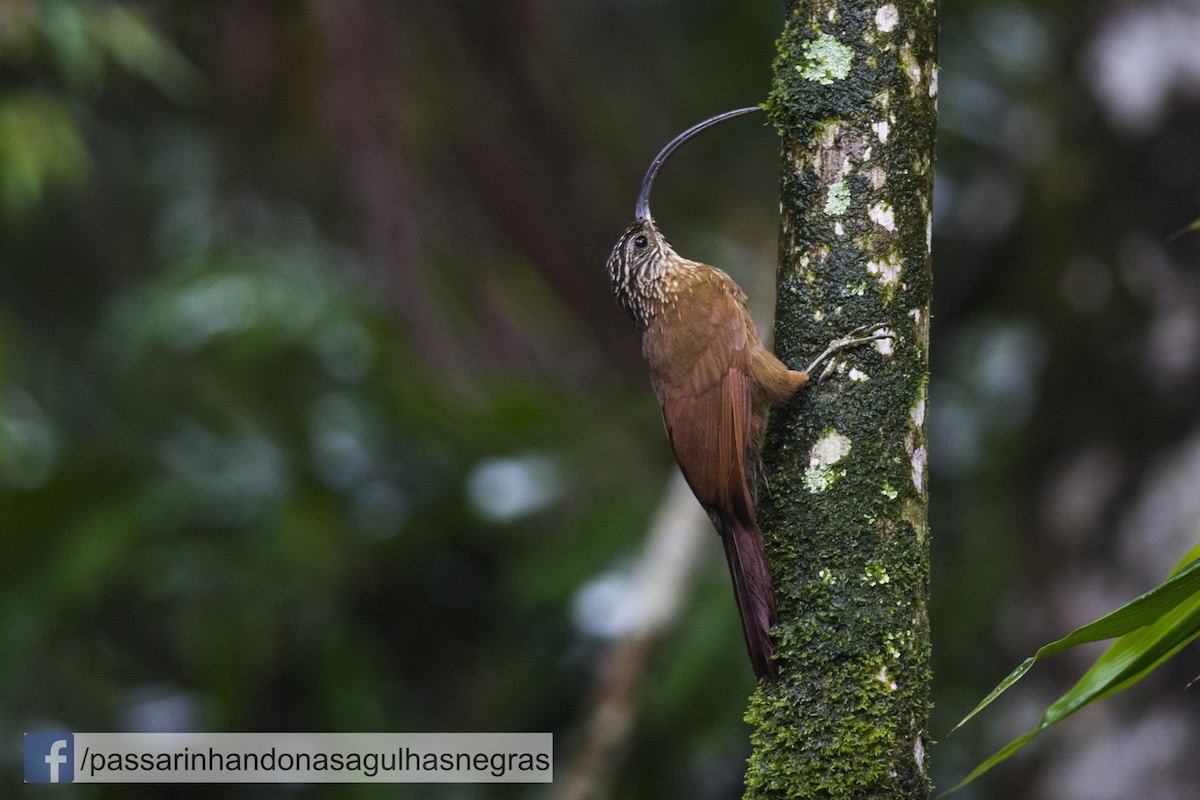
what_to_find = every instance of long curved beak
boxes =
[634,106,763,222]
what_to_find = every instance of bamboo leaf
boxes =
[954,545,1200,731]
[947,541,1200,793]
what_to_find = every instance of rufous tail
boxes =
[714,514,778,683]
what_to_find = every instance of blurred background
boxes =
[2,1,1199,798]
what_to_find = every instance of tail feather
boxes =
[713,513,778,683]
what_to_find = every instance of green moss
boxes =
[863,563,891,586]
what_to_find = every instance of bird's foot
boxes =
[804,324,893,381]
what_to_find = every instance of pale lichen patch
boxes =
[867,252,901,286]
[868,202,896,231]
[812,429,851,465]
[803,466,843,494]
[911,397,925,429]
[798,33,855,86]
[865,166,887,190]
[803,429,852,493]
[872,120,890,143]
[873,328,896,355]
[905,381,929,494]
[875,4,899,32]
[848,367,869,382]
[824,179,850,216]
[911,445,926,493]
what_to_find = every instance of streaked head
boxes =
[607,218,675,321]
[607,106,762,323]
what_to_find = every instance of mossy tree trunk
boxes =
[745,0,936,797]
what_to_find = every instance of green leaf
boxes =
[0,91,90,213]
[1169,216,1200,240]
[948,541,1200,793]
[95,5,202,102]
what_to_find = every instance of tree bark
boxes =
[745,0,936,797]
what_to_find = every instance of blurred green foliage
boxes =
[0,89,88,212]
[0,3,765,797]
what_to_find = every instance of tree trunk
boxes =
[745,0,936,797]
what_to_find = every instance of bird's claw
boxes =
[804,324,892,381]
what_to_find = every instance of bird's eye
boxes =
[634,235,648,248]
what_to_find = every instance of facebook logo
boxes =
[24,733,74,783]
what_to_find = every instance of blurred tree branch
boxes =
[555,472,708,800]
[307,0,455,365]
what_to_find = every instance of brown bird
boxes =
[607,107,883,683]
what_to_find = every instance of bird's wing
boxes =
[649,274,756,526]
[647,273,778,682]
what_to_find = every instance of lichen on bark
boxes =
[744,0,936,797]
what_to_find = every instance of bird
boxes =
[606,106,884,683]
